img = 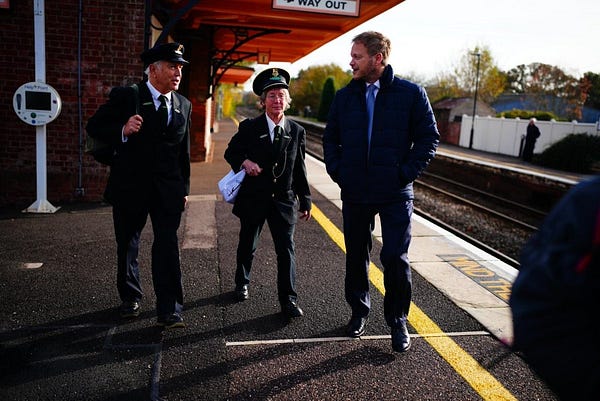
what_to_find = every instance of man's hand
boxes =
[299,210,311,221]
[123,114,143,136]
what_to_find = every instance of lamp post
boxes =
[468,52,481,149]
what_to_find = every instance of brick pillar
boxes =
[188,38,211,162]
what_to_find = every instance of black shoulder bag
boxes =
[85,84,139,165]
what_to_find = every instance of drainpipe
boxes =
[75,0,85,197]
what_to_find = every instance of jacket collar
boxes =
[349,64,395,91]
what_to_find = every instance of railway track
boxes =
[416,172,545,232]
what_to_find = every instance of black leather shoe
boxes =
[391,323,411,352]
[157,313,185,329]
[281,302,304,318]
[235,285,249,301]
[346,317,368,338]
[119,301,140,318]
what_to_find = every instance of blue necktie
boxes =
[366,84,376,145]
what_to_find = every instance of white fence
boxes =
[459,115,599,157]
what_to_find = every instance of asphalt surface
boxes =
[0,119,558,400]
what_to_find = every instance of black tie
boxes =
[273,125,283,144]
[158,95,168,128]
[273,125,283,157]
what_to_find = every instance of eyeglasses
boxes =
[266,93,286,101]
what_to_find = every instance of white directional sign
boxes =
[272,0,360,17]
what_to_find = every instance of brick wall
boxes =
[0,0,145,208]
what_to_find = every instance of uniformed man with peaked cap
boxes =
[86,42,192,329]
[141,42,190,67]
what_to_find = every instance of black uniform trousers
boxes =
[113,202,184,318]
[235,203,297,306]
[342,200,413,329]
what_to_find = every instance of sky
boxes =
[252,0,599,87]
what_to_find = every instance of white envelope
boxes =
[217,169,246,204]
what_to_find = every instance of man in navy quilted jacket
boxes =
[323,31,439,352]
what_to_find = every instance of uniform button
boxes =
[273,179,277,183]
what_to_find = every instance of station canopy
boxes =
[153,0,405,85]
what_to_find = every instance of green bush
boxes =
[536,134,600,173]
[497,109,559,121]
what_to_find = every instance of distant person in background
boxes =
[510,175,600,400]
[303,105,312,118]
[323,31,439,353]
[522,118,541,162]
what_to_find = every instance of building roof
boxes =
[433,97,472,110]
[163,0,405,64]
[150,1,406,92]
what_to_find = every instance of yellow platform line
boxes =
[311,204,516,401]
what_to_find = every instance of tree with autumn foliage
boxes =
[288,63,352,116]
[506,63,590,120]
[583,72,600,110]
[426,45,506,104]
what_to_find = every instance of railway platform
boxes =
[0,117,565,400]
[435,143,589,185]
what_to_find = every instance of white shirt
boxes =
[266,115,285,143]
[122,81,172,142]
[366,80,380,99]
[146,81,172,124]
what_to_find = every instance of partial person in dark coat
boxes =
[224,68,311,319]
[86,42,192,329]
[522,118,541,162]
[510,175,600,401]
[323,31,439,352]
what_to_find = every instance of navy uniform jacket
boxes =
[224,114,311,225]
[86,81,191,213]
[323,64,439,203]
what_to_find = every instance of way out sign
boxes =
[272,0,359,17]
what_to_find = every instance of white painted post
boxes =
[24,0,59,213]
